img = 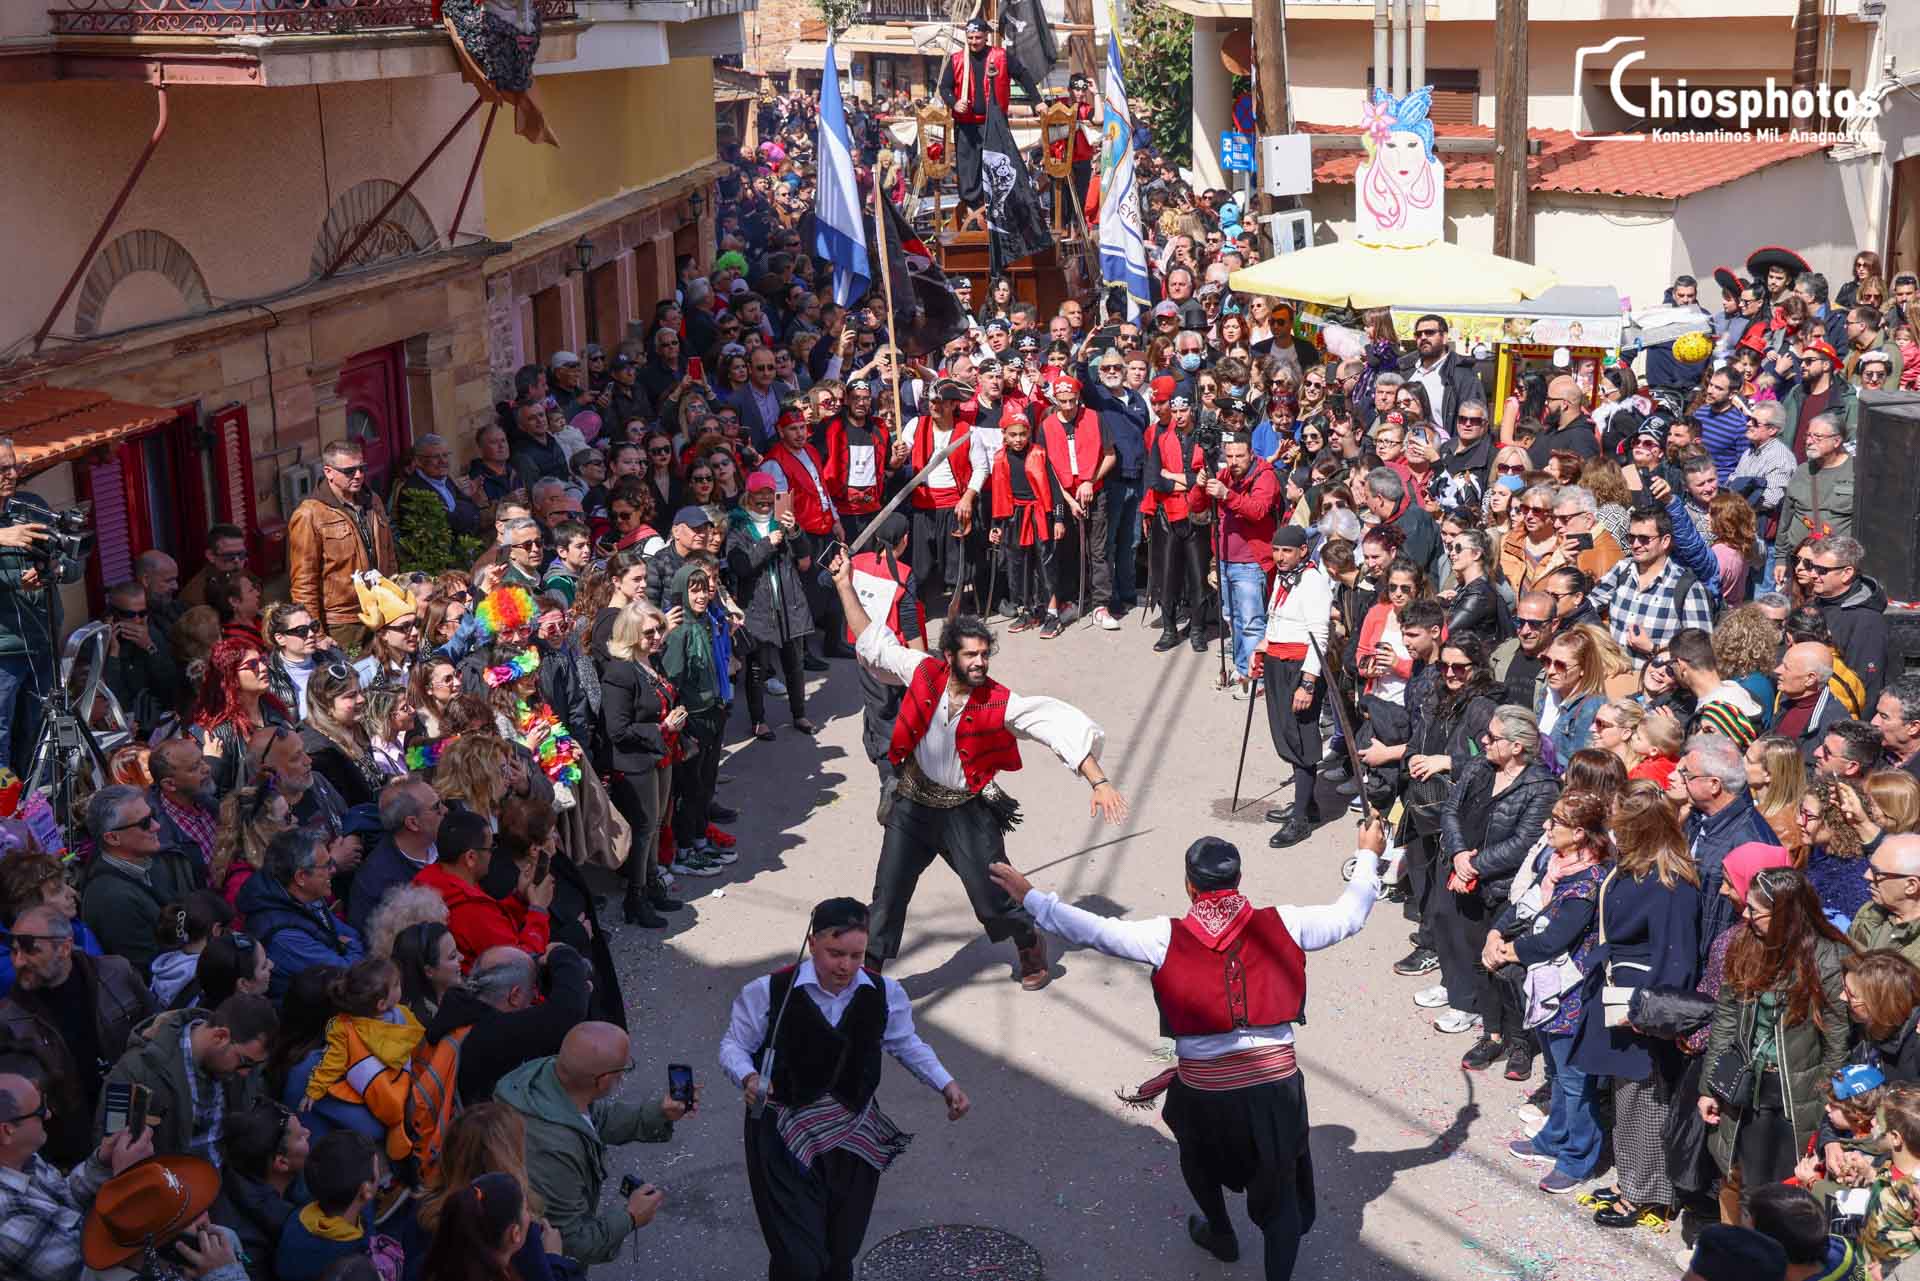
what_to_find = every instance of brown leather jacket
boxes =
[287,485,397,628]
[0,951,155,1167]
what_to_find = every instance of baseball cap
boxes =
[745,473,776,493]
[610,353,637,371]
[1152,300,1179,319]
[1150,375,1177,404]
[549,351,580,368]
[673,505,713,528]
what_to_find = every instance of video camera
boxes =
[1,496,92,586]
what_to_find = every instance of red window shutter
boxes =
[81,454,137,614]
[210,403,256,530]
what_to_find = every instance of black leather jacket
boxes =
[1446,576,1504,648]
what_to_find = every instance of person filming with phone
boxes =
[496,1021,693,1270]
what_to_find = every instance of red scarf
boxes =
[1179,888,1253,951]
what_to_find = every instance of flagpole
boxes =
[870,159,907,437]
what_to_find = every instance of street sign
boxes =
[1221,131,1255,173]
[1232,93,1256,133]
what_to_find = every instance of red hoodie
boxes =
[414,862,551,971]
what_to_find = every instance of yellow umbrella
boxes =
[1228,238,1558,309]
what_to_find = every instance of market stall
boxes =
[1391,284,1625,409]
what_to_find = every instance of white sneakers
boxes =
[1092,606,1121,631]
[1433,1009,1483,1034]
[1413,985,1451,1009]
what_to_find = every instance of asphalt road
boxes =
[588,613,1681,1281]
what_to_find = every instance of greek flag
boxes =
[1098,32,1150,318]
[813,42,870,306]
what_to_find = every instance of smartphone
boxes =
[1569,532,1594,552]
[773,491,794,523]
[533,851,550,886]
[668,1063,694,1104]
[103,1082,133,1136]
[687,356,705,383]
[619,1174,648,1199]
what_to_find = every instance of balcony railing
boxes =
[49,0,576,38]
[860,0,946,22]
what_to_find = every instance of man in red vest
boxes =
[898,378,975,611]
[759,409,851,660]
[1068,72,1099,215]
[1037,375,1115,639]
[820,382,902,548]
[829,550,1127,991]
[988,821,1388,1281]
[938,18,1040,227]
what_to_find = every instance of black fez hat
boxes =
[810,897,871,934]
[1185,837,1242,890]
[1687,1226,1787,1281]
[874,512,910,548]
[1273,524,1309,549]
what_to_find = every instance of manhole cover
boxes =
[859,1224,1043,1279]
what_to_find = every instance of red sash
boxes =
[989,446,1054,546]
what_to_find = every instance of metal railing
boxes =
[49,0,575,38]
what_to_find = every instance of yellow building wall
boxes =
[482,59,716,241]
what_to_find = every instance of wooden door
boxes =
[1890,154,1920,281]
[335,342,410,501]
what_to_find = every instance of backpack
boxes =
[399,1024,472,1187]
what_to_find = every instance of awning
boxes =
[1229,238,1557,309]
[0,383,174,473]
[784,42,827,69]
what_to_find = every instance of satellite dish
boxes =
[1221,30,1251,76]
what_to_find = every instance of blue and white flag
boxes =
[813,42,870,307]
[1097,31,1150,318]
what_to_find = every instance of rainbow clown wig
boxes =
[483,648,541,689]
[475,584,537,641]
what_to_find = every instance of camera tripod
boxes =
[21,614,122,856]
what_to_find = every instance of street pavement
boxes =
[592,612,1683,1280]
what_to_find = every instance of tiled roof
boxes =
[0,383,173,473]
[1299,122,1827,201]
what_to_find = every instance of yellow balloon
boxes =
[1673,332,1712,364]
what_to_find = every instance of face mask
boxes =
[1179,353,1203,372]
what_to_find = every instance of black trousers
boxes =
[867,794,1035,961]
[1004,540,1051,615]
[858,666,903,782]
[1164,1072,1316,1281]
[1430,883,1492,1016]
[1049,489,1111,611]
[955,119,985,205]
[672,713,723,845]
[794,532,845,654]
[745,1110,882,1281]
[1403,833,1441,944]
[1157,514,1211,634]
[1263,658,1325,821]
[1070,159,1092,219]
[909,506,966,607]
[745,639,806,724]
[606,768,669,894]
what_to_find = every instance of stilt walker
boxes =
[721,897,971,1281]
[938,15,1041,229]
[987,820,1389,1281]
[828,551,1128,989]
[1249,526,1334,850]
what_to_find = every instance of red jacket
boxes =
[767,442,835,535]
[821,414,891,516]
[1151,426,1211,524]
[414,863,551,971]
[1215,457,1279,569]
[1040,407,1105,491]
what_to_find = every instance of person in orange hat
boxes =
[0,1071,159,1281]
[83,1151,242,1281]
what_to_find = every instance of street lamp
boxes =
[572,236,595,274]
[688,190,705,218]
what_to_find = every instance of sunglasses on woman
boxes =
[1496,463,1527,475]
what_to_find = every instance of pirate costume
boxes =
[937,19,1040,211]
[988,427,1066,625]
[1148,391,1214,653]
[1255,526,1334,848]
[1017,836,1383,1280]
[897,379,975,607]
[853,615,1105,985]
[719,899,960,1281]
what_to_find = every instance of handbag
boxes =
[1705,1038,1759,1108]
[1595,869,1651,1028]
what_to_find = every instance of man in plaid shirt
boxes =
[0,1072,153,1281]
[1589,506,1715,665]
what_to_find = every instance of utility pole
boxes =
[1491,0,1529,260]
[1251,0,1290,217]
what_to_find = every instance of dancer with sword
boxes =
[826,546,1128,989]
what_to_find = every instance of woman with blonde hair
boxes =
[302,663,383,806]
[596,602,687,926]
[409,657,463,741]
[1745,735,1809,858]
[1539,626,1611,768]
[1571,781,1702,1230]
[415,1102,561,1277]
[1712,605,1779,724]
[209,778,294,905]
[434,733,518,828]
[1572,623,1641,700]
[360,684,415,779]
[1867,769,1920,835]
[1590,699,1644,768]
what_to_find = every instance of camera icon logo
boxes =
[1572,35,1649,142]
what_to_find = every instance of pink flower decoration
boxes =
[1361,98,1392,148]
